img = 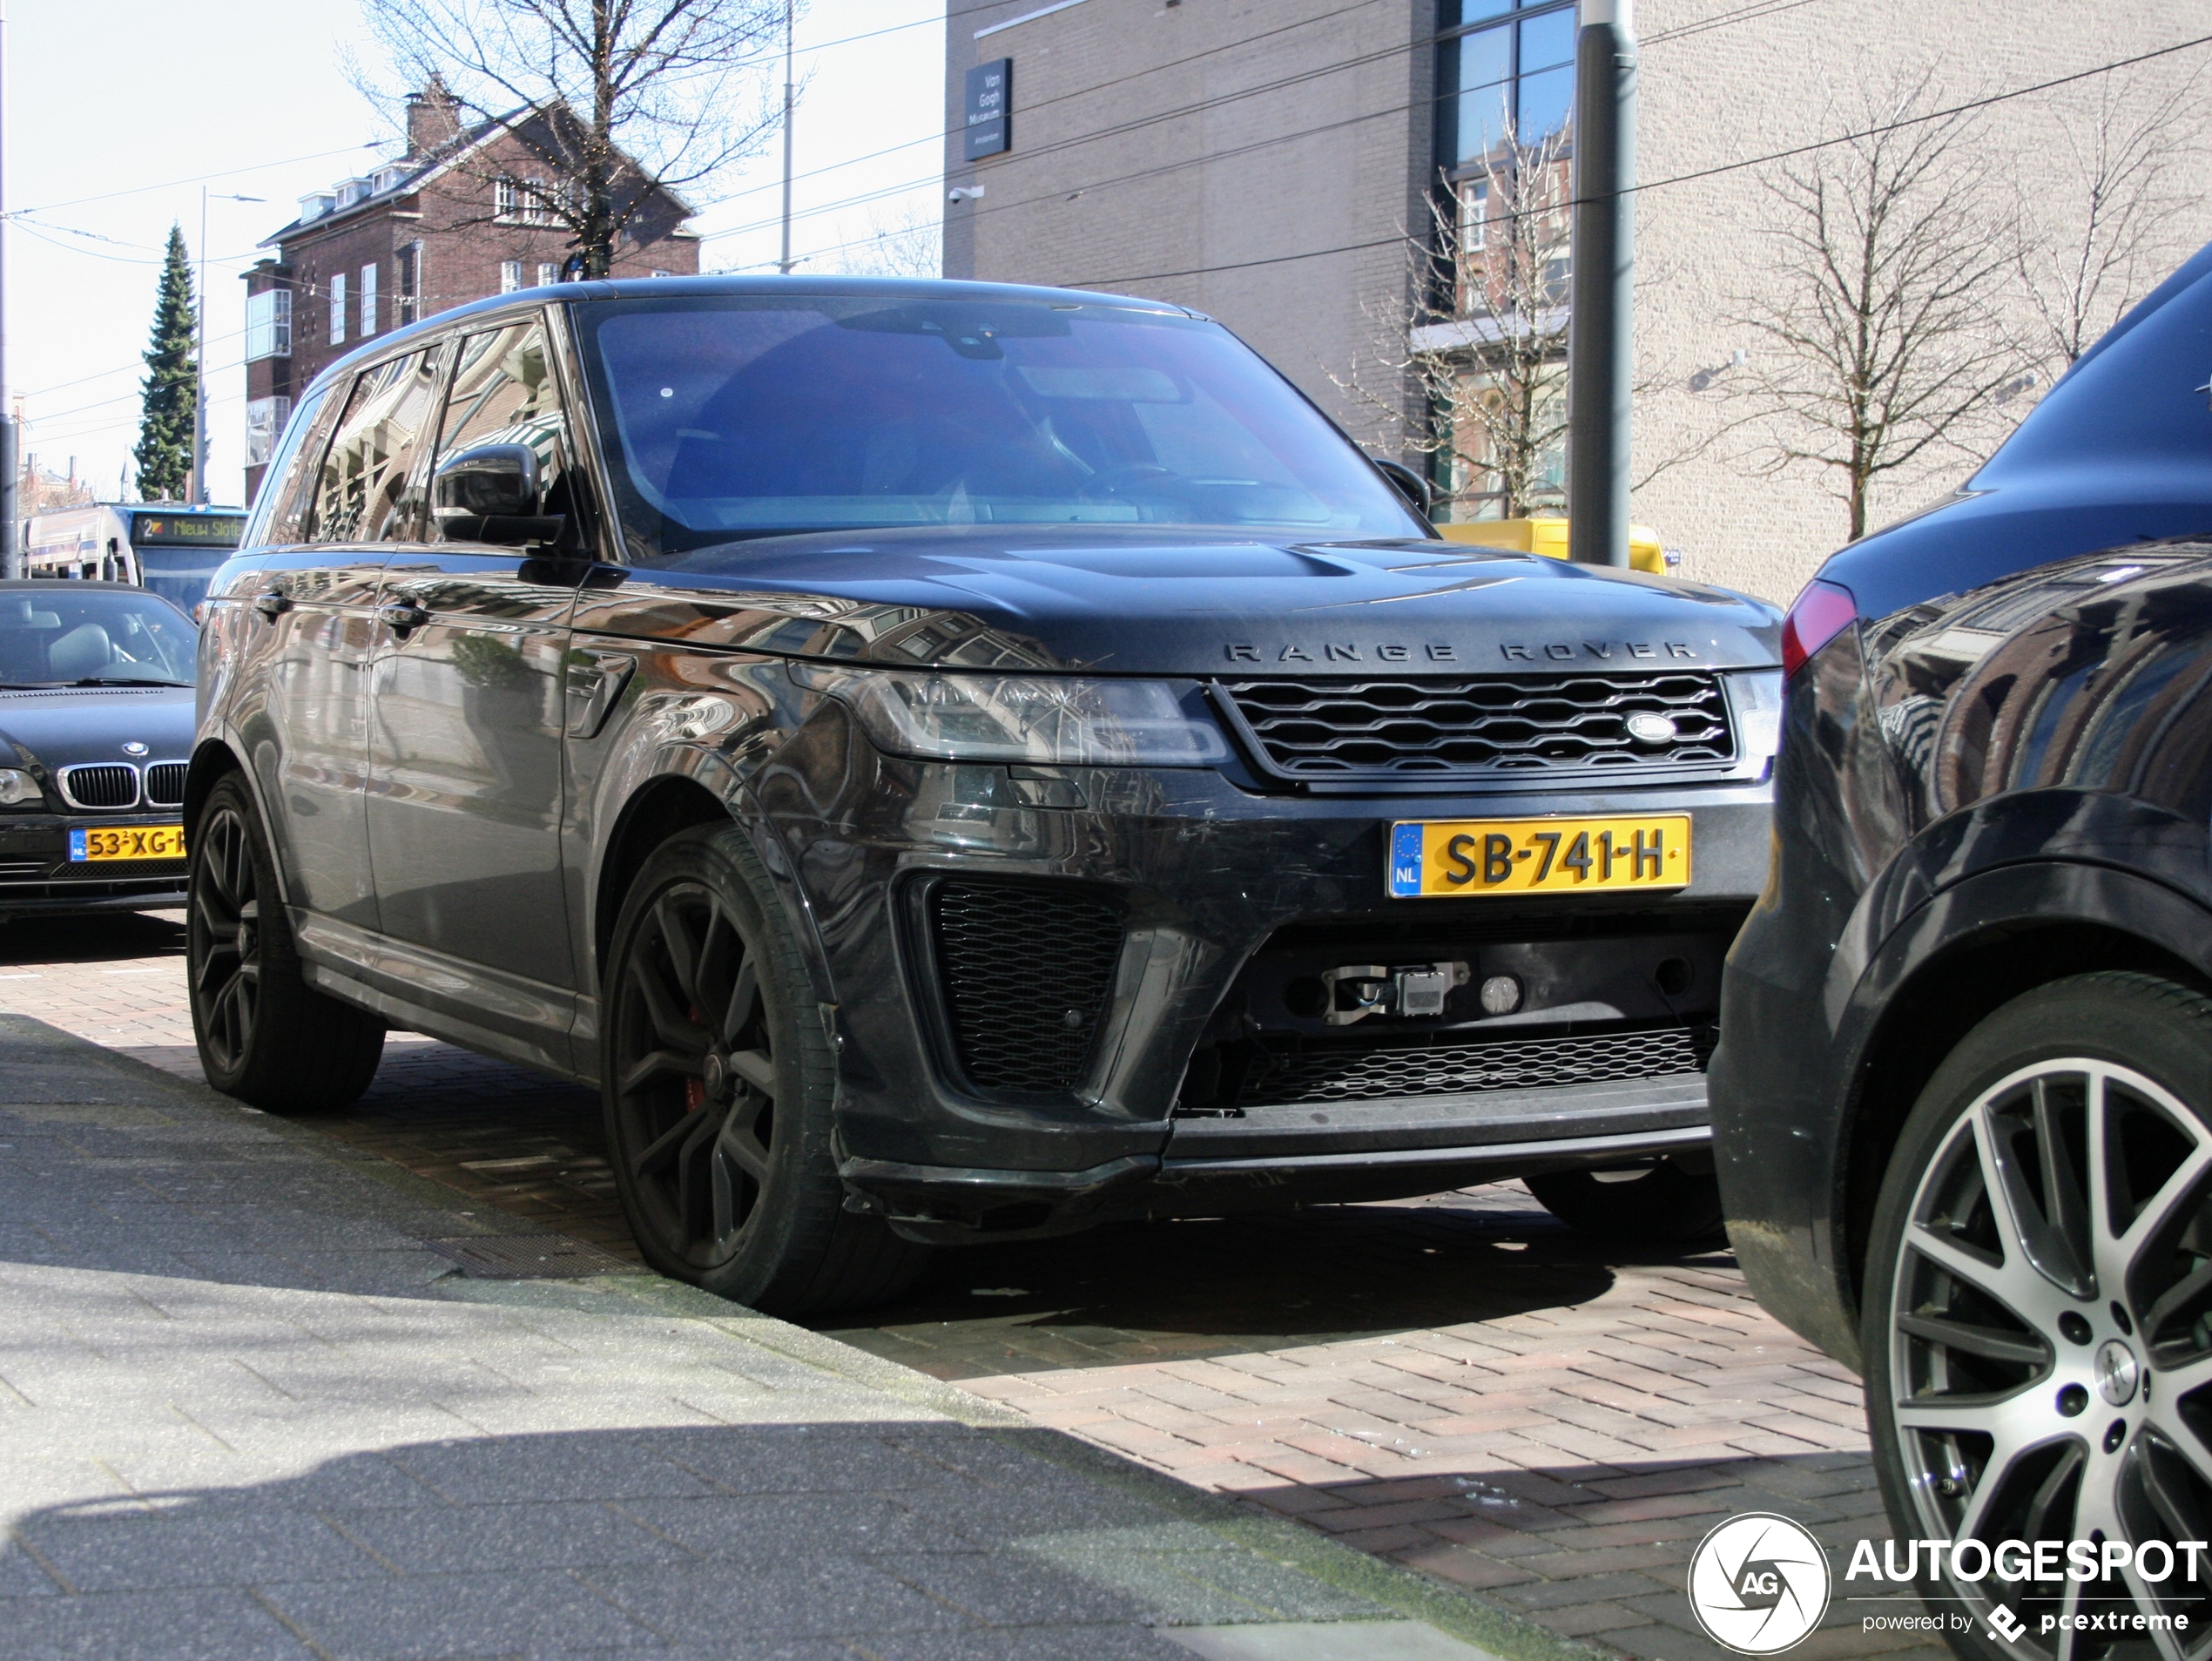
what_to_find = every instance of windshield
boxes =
[572,294,1426,557]
[0,588,197,686]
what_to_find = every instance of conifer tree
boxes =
[133,226,197,502]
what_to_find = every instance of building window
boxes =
[1459,179,1489,253]
[329,272,347,346]
[1438,0,1576,168]
[245,289,293,361]
[360,263,378,337]
[397,241,422,325]
[651,269,672,279]
[536,261,558,287]
[245,395,293,468]
[496,177,558,225]
[500,260,523,293]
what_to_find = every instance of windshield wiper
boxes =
[70,677,191,688]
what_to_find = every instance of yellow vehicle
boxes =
[1436,516,1673,575]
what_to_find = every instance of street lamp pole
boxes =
[0,0,18,577]
[778,0,794,274]
[1565,0,1637,567]
[191,190,261,508]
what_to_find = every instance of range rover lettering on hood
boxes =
[1226,639,1701,664]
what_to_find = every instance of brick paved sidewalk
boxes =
[1,913,1931,1661]
[0,1004,1555,1661]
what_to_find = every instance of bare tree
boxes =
[1331,121,1574,521]
[1727,78,2024,541]
[829,203,942,280]
[355,0,781,278]
[2014,70,2207,375]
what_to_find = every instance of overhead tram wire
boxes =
[735,0,1850,273]
[698,0,1848,260]
[1062,28,2212,291]
[699,0,1394,233]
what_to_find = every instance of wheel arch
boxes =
[183,736,245,835]
[590,773,736,978]
[1836,862,2212,1321]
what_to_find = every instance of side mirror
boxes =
[1371,456,1434,521]
[433,443,564,546]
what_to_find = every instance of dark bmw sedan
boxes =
[1715,240,2212,1646]
[190,276,1780,1313]
[0,581,195,916]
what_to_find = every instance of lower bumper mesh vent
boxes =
[1235,1023,1714,1108]
[931,881,1125,1093]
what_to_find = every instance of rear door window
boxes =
[309,346,448,543]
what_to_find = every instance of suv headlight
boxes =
[0,767,43,807]
[790,665,1229,767]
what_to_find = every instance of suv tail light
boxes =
[1780,579,1858,679]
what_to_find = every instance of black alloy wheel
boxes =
[601,824,927,1313]
[192,797,260,1076]
[185,773,384,1112]
[608,878,779,1270]
[1865,973,2212,1659]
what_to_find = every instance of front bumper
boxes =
[0,814,187,915]
[762,710,1772,1236]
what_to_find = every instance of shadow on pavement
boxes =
[0,1424,1390,1659]
[816,1201,1690,1367]
[0,908,184,967]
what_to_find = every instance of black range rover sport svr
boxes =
[1714,241,2212,1651]
[190,276,1780,1312]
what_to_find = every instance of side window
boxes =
[245,384,337,548]
[437,319,570,503]
[308,346,448,544]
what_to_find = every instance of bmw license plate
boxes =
[1387,814,1690,898]
[69,825,187,862]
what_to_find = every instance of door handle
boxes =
[380,601,431,634]
[253,590,290,619]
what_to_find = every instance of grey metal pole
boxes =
[0,0,19,577]
[192,186,207,506]
[778,0,794,274]
[1565,0,1637,567]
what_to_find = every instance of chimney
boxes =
[406,78,462,158]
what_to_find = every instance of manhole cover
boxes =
[424,1234,644,1280]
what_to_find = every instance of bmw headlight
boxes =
[790,665,1229,767]
[0,767,43,807]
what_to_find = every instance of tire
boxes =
[599,822,929,1315]
[186,773,385,1112]
[1524,1158,1725,1244]
[1861,972,2212,1655]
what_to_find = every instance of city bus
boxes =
[24,503,246,611]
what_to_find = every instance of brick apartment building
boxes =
[943,0,2212,602]
[240,84,700,500]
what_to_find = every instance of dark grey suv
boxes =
[190,276,1780,1313]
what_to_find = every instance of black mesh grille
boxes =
[144,763,187,807]
[1222,672,1736,780]
[57,764,137,808]
[1234,1023,1714,1107]
[931,881,1125,1093]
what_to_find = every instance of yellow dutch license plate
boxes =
[69,825,186,862]
[1387,814,1690,898]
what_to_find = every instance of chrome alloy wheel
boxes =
[607,882,777,1271]
[1890,1057,2212,1657]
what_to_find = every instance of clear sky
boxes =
[8,0,946,508]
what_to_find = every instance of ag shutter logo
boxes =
[1689,1513,1832,1654]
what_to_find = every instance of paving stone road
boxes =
[0,912,1934,1661]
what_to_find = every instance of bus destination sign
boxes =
[133,515,246,547]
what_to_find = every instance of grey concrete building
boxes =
[942,0,2212,601]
